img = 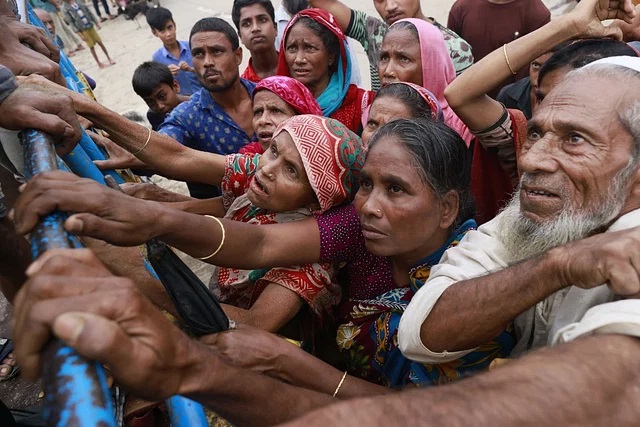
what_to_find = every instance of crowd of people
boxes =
[1,0,640,425]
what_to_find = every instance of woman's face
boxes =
[361,96,413,144]
[284,22,334,96]
[252,90,297,150]
[354,136,450,262]
[247,131,318,213]
[378,28,422,87]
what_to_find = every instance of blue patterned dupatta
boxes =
[336,219,515,388]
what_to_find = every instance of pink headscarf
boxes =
[253,76,322,116]
[392,19,473,145]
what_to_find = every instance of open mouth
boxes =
[292,69,311,77]
[257,131,273,143]
[523,187,558,198]
[251,174,269,196]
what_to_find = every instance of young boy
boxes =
[231,0,278,83]
[62,0,115,68]
[146,7,202,96]
[132,61,189,131]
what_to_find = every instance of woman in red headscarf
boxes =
[240,75,323,155]
[277,9,374,134]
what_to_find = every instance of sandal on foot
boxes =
[0,338,19,381]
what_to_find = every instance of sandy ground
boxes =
[0,0,575,413]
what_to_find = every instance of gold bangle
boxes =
[333,371,348,398]
[503,44,517,75]
[198,215,226,260]
[132,127,152,156]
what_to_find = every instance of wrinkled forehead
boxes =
[534,73,633,124]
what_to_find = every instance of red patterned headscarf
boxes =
[253,76,322,116]
[274,115,365,212]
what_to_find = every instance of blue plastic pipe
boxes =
[22,129,116,427]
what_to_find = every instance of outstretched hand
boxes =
[12,248,205,401]
[4,17,61,63]
[11,171,163,246]
[0,84,82,156]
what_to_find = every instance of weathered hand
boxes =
[12,170,162,246]
[12,248,204,401]
[201,327,297,379]
[0,18,64,86]
[555,227,640,297]
[4,17,60,63]
[88,130,149,171]
[568,0,637,40]
[121,182,193,203]
[0,84,81,156]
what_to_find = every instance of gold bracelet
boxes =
[503,44,517,75]
[333,371,348,398]
[132,127,152,156]
[198,215,226,260]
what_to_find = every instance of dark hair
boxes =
[132,61,174,97]
[287,16,340,74]
[231,0,276,31]
[189,17,240,50]
[538,39,638,86]
[368,118,475,229]
[283,0,309,15]
[374,84,433,120]
[386,20,419,40]
[145,7,174,31]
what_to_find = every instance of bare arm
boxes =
[13,171,323,269]
[421,250,566,352]
[164,197,226,217]
[221,284,304,332]
[307,0,352,32]
[19,75,226,186]
[281,334,640,426]
[444,0,634,131]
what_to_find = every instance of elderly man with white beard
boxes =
[398,56,640,364]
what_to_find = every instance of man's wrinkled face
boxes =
[498,73,640,262]
[518,75,638,225]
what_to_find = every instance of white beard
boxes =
[498,169,631,264]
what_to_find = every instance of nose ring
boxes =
[269,173,274,178]
[377,209,381,214]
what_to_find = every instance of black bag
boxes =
[146,239,229,336]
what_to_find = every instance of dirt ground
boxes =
[0,0,575,413]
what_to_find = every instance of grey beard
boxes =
[498,170,631,264]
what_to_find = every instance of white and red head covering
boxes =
[273,115,365,212]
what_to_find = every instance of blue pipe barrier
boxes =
[167,396,210,427]
[22,129,116,427]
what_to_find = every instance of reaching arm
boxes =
[221,283,304,332]
[281,334,640,426]
[13,171,323,269]
[444,0,636,132]
[205,327,393,399]
[307,0,352,32]
[18,75,226,186]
